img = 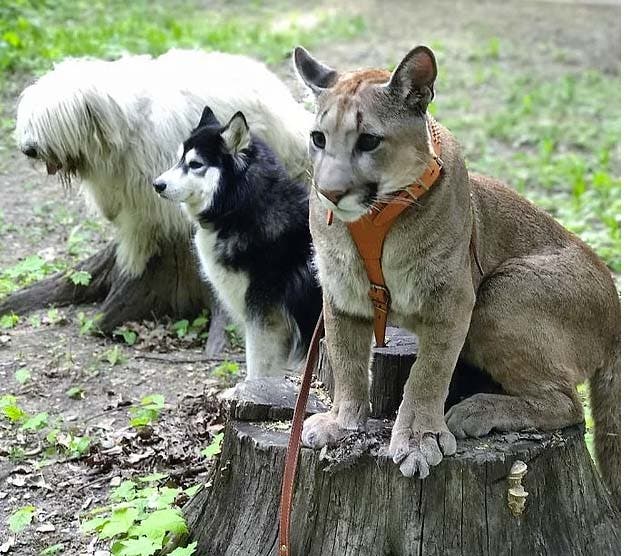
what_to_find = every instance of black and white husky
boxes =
[153,107,322,379]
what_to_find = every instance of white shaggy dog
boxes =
[16,50,313,276]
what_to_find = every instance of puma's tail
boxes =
[590,350,621,504]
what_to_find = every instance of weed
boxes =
[172,312,210,340]
[14,368,31,384]
[77,311,102,336]
[68,269,92,286]
[0,256,65,297]
[45,308,64,325]
[201,432,224,460]
[28,314,41,327]
[8,506,36,534]
[211,361,240,383]
[81,474,200,556]
[114,326,138,346]
[225,324,244,349]
[129,394,165,429]
[66,386,85,400]
[0,312,19,329]
[103,345,127,366]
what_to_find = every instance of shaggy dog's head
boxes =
[15,57,141,186]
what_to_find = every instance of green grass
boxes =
[430,41,620,272]
[0,0,364,74]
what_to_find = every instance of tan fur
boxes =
[294,46,620,499]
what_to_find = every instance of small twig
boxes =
[134,354,244,364]
[76,473,112,492]
[82,404,134,424]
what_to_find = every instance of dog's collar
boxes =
[326,119,443,347]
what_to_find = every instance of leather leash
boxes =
[278,313,324,556]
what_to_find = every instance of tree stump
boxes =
[318,327,504,416]
[185,421,618,555]
[0,239,228,355]
[182,328,619,555]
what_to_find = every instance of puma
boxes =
[293,45,620,499]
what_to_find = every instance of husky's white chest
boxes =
[194,228,249,322]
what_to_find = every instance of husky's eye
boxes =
[311,131,326,149]
[188,160,203,170]
[356,134,382,152]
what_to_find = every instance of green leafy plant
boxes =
[14,368,31,384]
[0,256,65,295]
[114,326,138,346]
[21,412,49,431]
[211,361,239,383]
[1,394,26,422]
[201,432,224,460]
[28,314,41,327]
[66,386,85,399]
[0,312,19,329]
[8,506,36,534]
[224,324,244,349]
[77,311,102,336]
[172,313,210,341]
[103,345,127,366]
[68,269,92,286]
[129,394,165,428]
[46,308,63,325]
[81,475,200,556]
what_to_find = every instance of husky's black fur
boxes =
[187,107,321,355]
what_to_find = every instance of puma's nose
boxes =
[318,188,348,205]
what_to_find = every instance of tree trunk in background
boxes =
[0,240,227,355]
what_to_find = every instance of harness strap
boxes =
[344,120,443,347]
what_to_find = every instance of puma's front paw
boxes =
[389,411,456,479]
[302,400,369,449]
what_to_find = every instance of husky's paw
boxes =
[389,413,456,479]
[302,400,369,449]
[445,393,499,438]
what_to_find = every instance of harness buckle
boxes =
[368,283,390,310]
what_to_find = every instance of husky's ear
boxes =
[222,112,250,153]
[198,106,220,128]
[293,46,338,97]
[387,46,437,112]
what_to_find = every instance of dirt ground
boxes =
[0,1,619,554]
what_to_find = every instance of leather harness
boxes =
[342,120,443,347]
[278,119,480,555]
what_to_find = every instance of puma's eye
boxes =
[356,134,382,152]
[188,160,203,170]
[311,131,326,149]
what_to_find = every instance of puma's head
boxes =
[294,46,438,221]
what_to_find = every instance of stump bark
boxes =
[0,239,228,355]
[185,421,619,556]
[183,327,619,555]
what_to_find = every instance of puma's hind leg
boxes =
[446,250,615,437]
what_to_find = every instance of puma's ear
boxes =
[387,46,437,112]
[293,46,338,96]
[221,111,250,153]
[198,105,220,128]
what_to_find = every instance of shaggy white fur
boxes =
[16,50,313,276]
